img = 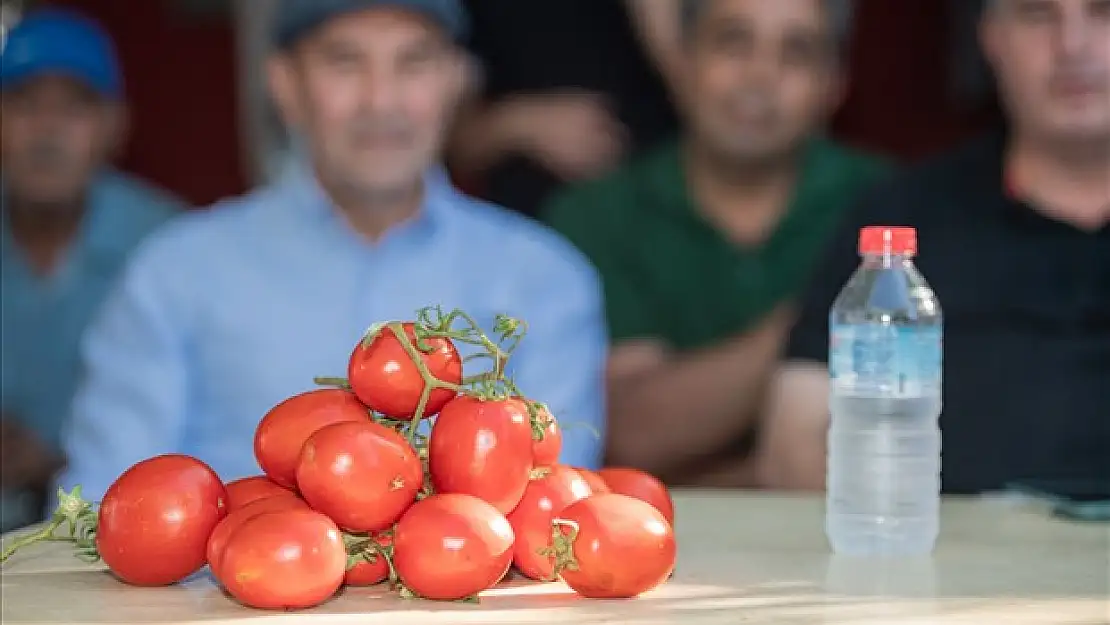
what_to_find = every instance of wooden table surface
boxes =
[2,491,1107,624]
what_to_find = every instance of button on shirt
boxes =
[54,165,607,502]
[2,169,181,529]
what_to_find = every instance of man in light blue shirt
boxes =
[1,9,182,529]
[54,0,607,502]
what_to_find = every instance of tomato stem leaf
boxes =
[343,530,399,585]
[0,487,99,564]
[547,518,582,577]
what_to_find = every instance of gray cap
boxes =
[273,0,468,48]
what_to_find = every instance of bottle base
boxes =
[826,516,938,557]
[827,538,937,558]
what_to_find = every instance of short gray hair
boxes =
[680,0,857,51]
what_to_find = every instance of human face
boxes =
[982,0,1110,145]
[1,76,119,207]
[681,0,842,164]
[269,8,464,205]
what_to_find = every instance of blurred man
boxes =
[446,0,685,217]
[767,0,1110,492]
[1,9,181,529]
[544,0,887,485]
[54,0,606,502]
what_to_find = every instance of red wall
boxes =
[833,0,998,159]
[45,0,247,207]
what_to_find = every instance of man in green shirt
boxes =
[543,0,888,486]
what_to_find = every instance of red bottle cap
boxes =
[858,226,917,256]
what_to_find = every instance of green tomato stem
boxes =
[388,322,451,445]
[0,487,98,564]
[0,520,62,562]
[547,518,582,578]
[313,377,351,390]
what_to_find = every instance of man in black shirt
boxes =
[758,0,1110,493]
[448,0,682,217]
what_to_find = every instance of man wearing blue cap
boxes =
[52,0,606,503]
[1,9,182,530]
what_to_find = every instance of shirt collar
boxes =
[279,155,457,241]
[0,170,119,264]
[968,128,1039,216]
[648,135,851,221]
[82,173,136,259]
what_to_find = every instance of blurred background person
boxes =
[44,0,1001,213]
[766,0,1110,493]
[233,0,289,184]
[545,0,889,486]
[0,8,182,530]
[446,0,685,217]
[1,1,19,45]
[53,0,606,503]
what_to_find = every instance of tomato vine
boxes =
[343,530,397,580]
[314,306,549,443]
[0,487,98,563]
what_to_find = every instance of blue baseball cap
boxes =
[273,0,469,49]
[0,8,122,98]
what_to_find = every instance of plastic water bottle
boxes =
[825,226,943,557]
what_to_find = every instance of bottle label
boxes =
[829,324,942,397]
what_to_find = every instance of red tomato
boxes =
[506,466,593,580]
[531,404,562,467]
[254,389,369,488]
[597,467,675,526]
[296,420,423,532]
[347,322,462,419]
[392,494,515,601]
[428,396,534,513]
[345,532,394,586]
[220,508,347,610]
[225,475,299,511]
[573,468,611,495]
[553,494,676,599]
[207,496,308,581]
[96,454,227,586]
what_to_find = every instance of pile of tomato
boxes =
[3,308,677,611]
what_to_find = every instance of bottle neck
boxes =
[860,253,915,269]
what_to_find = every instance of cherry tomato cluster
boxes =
[1,307,677,611]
